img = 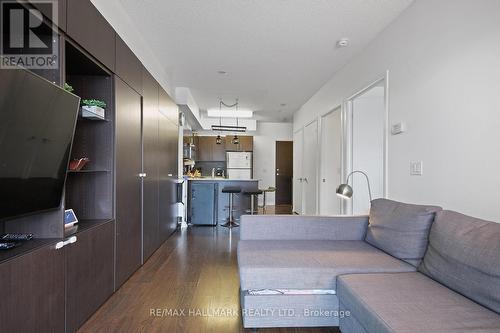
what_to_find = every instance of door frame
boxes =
[342,72,389,214]
[293,128,304,214]
[303,119,320,215]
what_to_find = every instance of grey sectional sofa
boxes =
[237,199,500,332]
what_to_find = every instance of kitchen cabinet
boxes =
[225,135,253,152]
[115,77,142,288]
[67,0,116,71]
[116,36,143,95]
[196,136,227,161]
[0,241,65,333]
[189,182,218,225]
[65,221,114,332]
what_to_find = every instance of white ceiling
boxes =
[92,0,413,122]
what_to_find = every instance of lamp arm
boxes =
[345,170,373,202]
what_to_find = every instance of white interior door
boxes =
[303,121,318,215]
[293,129,303,214]
[319,108,342,215]
[351,84,386,214]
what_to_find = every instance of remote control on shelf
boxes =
[0,242,20,250]
[0,233,33,241]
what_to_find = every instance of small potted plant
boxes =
[81,99,107,120]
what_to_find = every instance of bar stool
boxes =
[259,187,276,213]
[221,186,241,228]
[243,189,263,215]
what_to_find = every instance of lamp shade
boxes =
[336,183,353,199]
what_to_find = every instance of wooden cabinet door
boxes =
[225,135,253,151]
[0,242,65,333]
[197,136,212,161]
[142,69,160,261]
[115,76,142,287]
[116,36,143,94]
[65,221,115,332]
[29,0,67,32]
[158,114,178,241]
[239,136,253,151]
[225,135,239,151]
[67,0,116,70]
[212,137,226,161]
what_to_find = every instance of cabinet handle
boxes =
[55,236,77,250]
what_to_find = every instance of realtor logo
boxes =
[1,0,58,69]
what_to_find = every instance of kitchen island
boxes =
[187,178,259,225]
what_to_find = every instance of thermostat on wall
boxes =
[391,122,406,135]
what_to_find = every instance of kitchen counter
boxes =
[187,177,259,182]
[187,178,260,225]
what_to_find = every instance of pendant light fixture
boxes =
[232,135,239,145]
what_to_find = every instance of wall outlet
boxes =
[410,161,423,176]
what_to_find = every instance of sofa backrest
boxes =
[365,199,442,266]
[419,210,500,314]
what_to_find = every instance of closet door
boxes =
[141,71,160,261]
[115,77,142,287]
[158,90,179,242]
[303,121,319,215]
[319,109,343,215]
[293,129,304,214]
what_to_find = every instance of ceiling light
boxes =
[280,103,287,107]
[207,109,253,118]
[211,125,247,133]
[217,70,227,75]
[337,38,350,48]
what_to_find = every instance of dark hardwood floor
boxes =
[78,206,339,333]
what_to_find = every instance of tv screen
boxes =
[0,69,80,221]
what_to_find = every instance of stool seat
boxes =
[222,187,242,194]
[243,189,263,195]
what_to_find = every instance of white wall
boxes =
[253,122,293,205]
[294,0,500,222]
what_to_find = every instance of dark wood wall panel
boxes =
[0,242,65,333]
[66,221,114,332]
[116,36,143,95]
[115,77,142,287]
[66,0,116,71]
[142,70,160,261]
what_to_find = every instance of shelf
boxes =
[78,116,110,122]
[74,219,114,234]
[67,169,111,174]
[0,238,59,265]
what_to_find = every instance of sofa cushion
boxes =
[418,210,500,314]
[237,240,415,290]
[338,272,500,333]
[365,199,441,266]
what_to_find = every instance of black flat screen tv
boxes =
[0,68,80,221]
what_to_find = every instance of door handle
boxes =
[55,236,77,250]
[303,178,308,183]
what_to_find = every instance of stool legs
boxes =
[250,194,255,215]
[221,193,239,228]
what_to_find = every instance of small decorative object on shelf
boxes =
[69,157,90,171]
[81,99,106,120]
[64,82,74,93]
[64,209,79,236]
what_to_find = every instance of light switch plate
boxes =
[391,122,407,135]
[410,161,423,176]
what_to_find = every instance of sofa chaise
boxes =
[237,199,500,332]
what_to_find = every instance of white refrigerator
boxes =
[226,152,252,179]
